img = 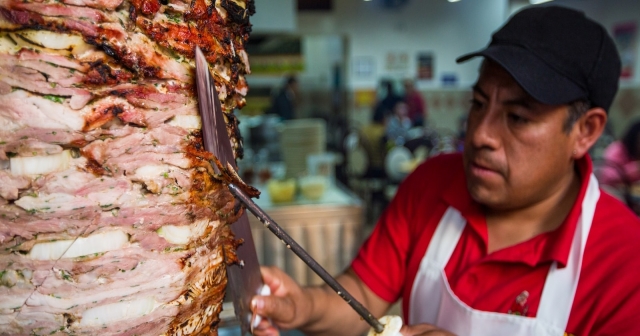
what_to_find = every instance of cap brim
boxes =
[456,45,587,106]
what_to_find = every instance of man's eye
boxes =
[469,99,483,109]
[508,113,529,124]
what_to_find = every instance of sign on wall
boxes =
[417,52,434,80]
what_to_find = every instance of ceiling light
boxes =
[448,0,461,2]
[530,0,553,4]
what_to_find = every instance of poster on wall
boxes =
[417,52,434,80]
[353,56,375,78]
[385,52,409,71]
[612,22,637,79]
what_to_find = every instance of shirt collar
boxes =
[441,155,593,268]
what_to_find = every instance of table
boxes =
[247,183,364,286]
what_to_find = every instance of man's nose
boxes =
[469,108,501,150]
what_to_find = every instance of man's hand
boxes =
[399,324,455,336]
[250,266,312,336]
[251,266,393,336]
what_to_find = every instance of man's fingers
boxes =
[399,323,439,335]
[252,319,280,336]
[251,294,296,324]
[260,266,285,295]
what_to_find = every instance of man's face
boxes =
[463,61,577,210]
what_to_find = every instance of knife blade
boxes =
[227,183,386,334]
[194,46,264,335]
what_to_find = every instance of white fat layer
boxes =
[135,164,173,178]
[10,150,71,176]
[80,297,159,326]
[28,230,129,260]
[157,225,192,245]
[157,219,213,245]
[0,35,19,54]
[133,164,173,193]
[16,30,87,51]
[167,115,202,130]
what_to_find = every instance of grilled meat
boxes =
[0,0,254,335]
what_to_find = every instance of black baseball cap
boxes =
[457,5,621,111]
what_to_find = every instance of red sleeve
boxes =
[351,174,414,303]
[351,154,456,303]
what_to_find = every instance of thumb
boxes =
[251,294,296,324]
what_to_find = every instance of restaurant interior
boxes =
[220,0,640,332]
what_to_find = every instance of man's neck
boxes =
[484,169,582,254]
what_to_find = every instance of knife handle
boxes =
[250,285,272,331]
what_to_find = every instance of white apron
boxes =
[408,174,600,336]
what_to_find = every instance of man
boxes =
[251,6,640,336]
[269,75,298,120]
[373,79,403,124]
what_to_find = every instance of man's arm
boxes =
[252,266,392,336]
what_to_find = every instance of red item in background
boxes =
[405,91,426,124]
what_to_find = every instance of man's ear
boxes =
[572,107,607,159]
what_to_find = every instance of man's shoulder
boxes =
[411,152,464,179]
[399,152,465,201]
[593,191,640,233]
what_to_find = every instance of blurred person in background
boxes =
[372,79,402,124]
[251,6,640,336]
[403,79,427,127]
[600,120,640,186]
[385,101,412,144]
[268,75,299,120]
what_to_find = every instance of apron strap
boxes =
[421,207,466,268]
[537,174,600,329]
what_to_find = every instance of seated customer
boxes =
[385,101,412,144]
[600,121,640,186]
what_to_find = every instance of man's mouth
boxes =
[469,161,502,179]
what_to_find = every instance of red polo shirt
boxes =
[352,153,640,335]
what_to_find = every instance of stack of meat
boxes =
[0,0,254,334]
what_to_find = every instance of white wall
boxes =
[297,0,509,90]
[301,35,343,91]
[247,0,640,131]
[252,0,297,33]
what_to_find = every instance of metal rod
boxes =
[228,184,385,334]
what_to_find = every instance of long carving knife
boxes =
[227,183,386,334]
[194,46,264,335]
